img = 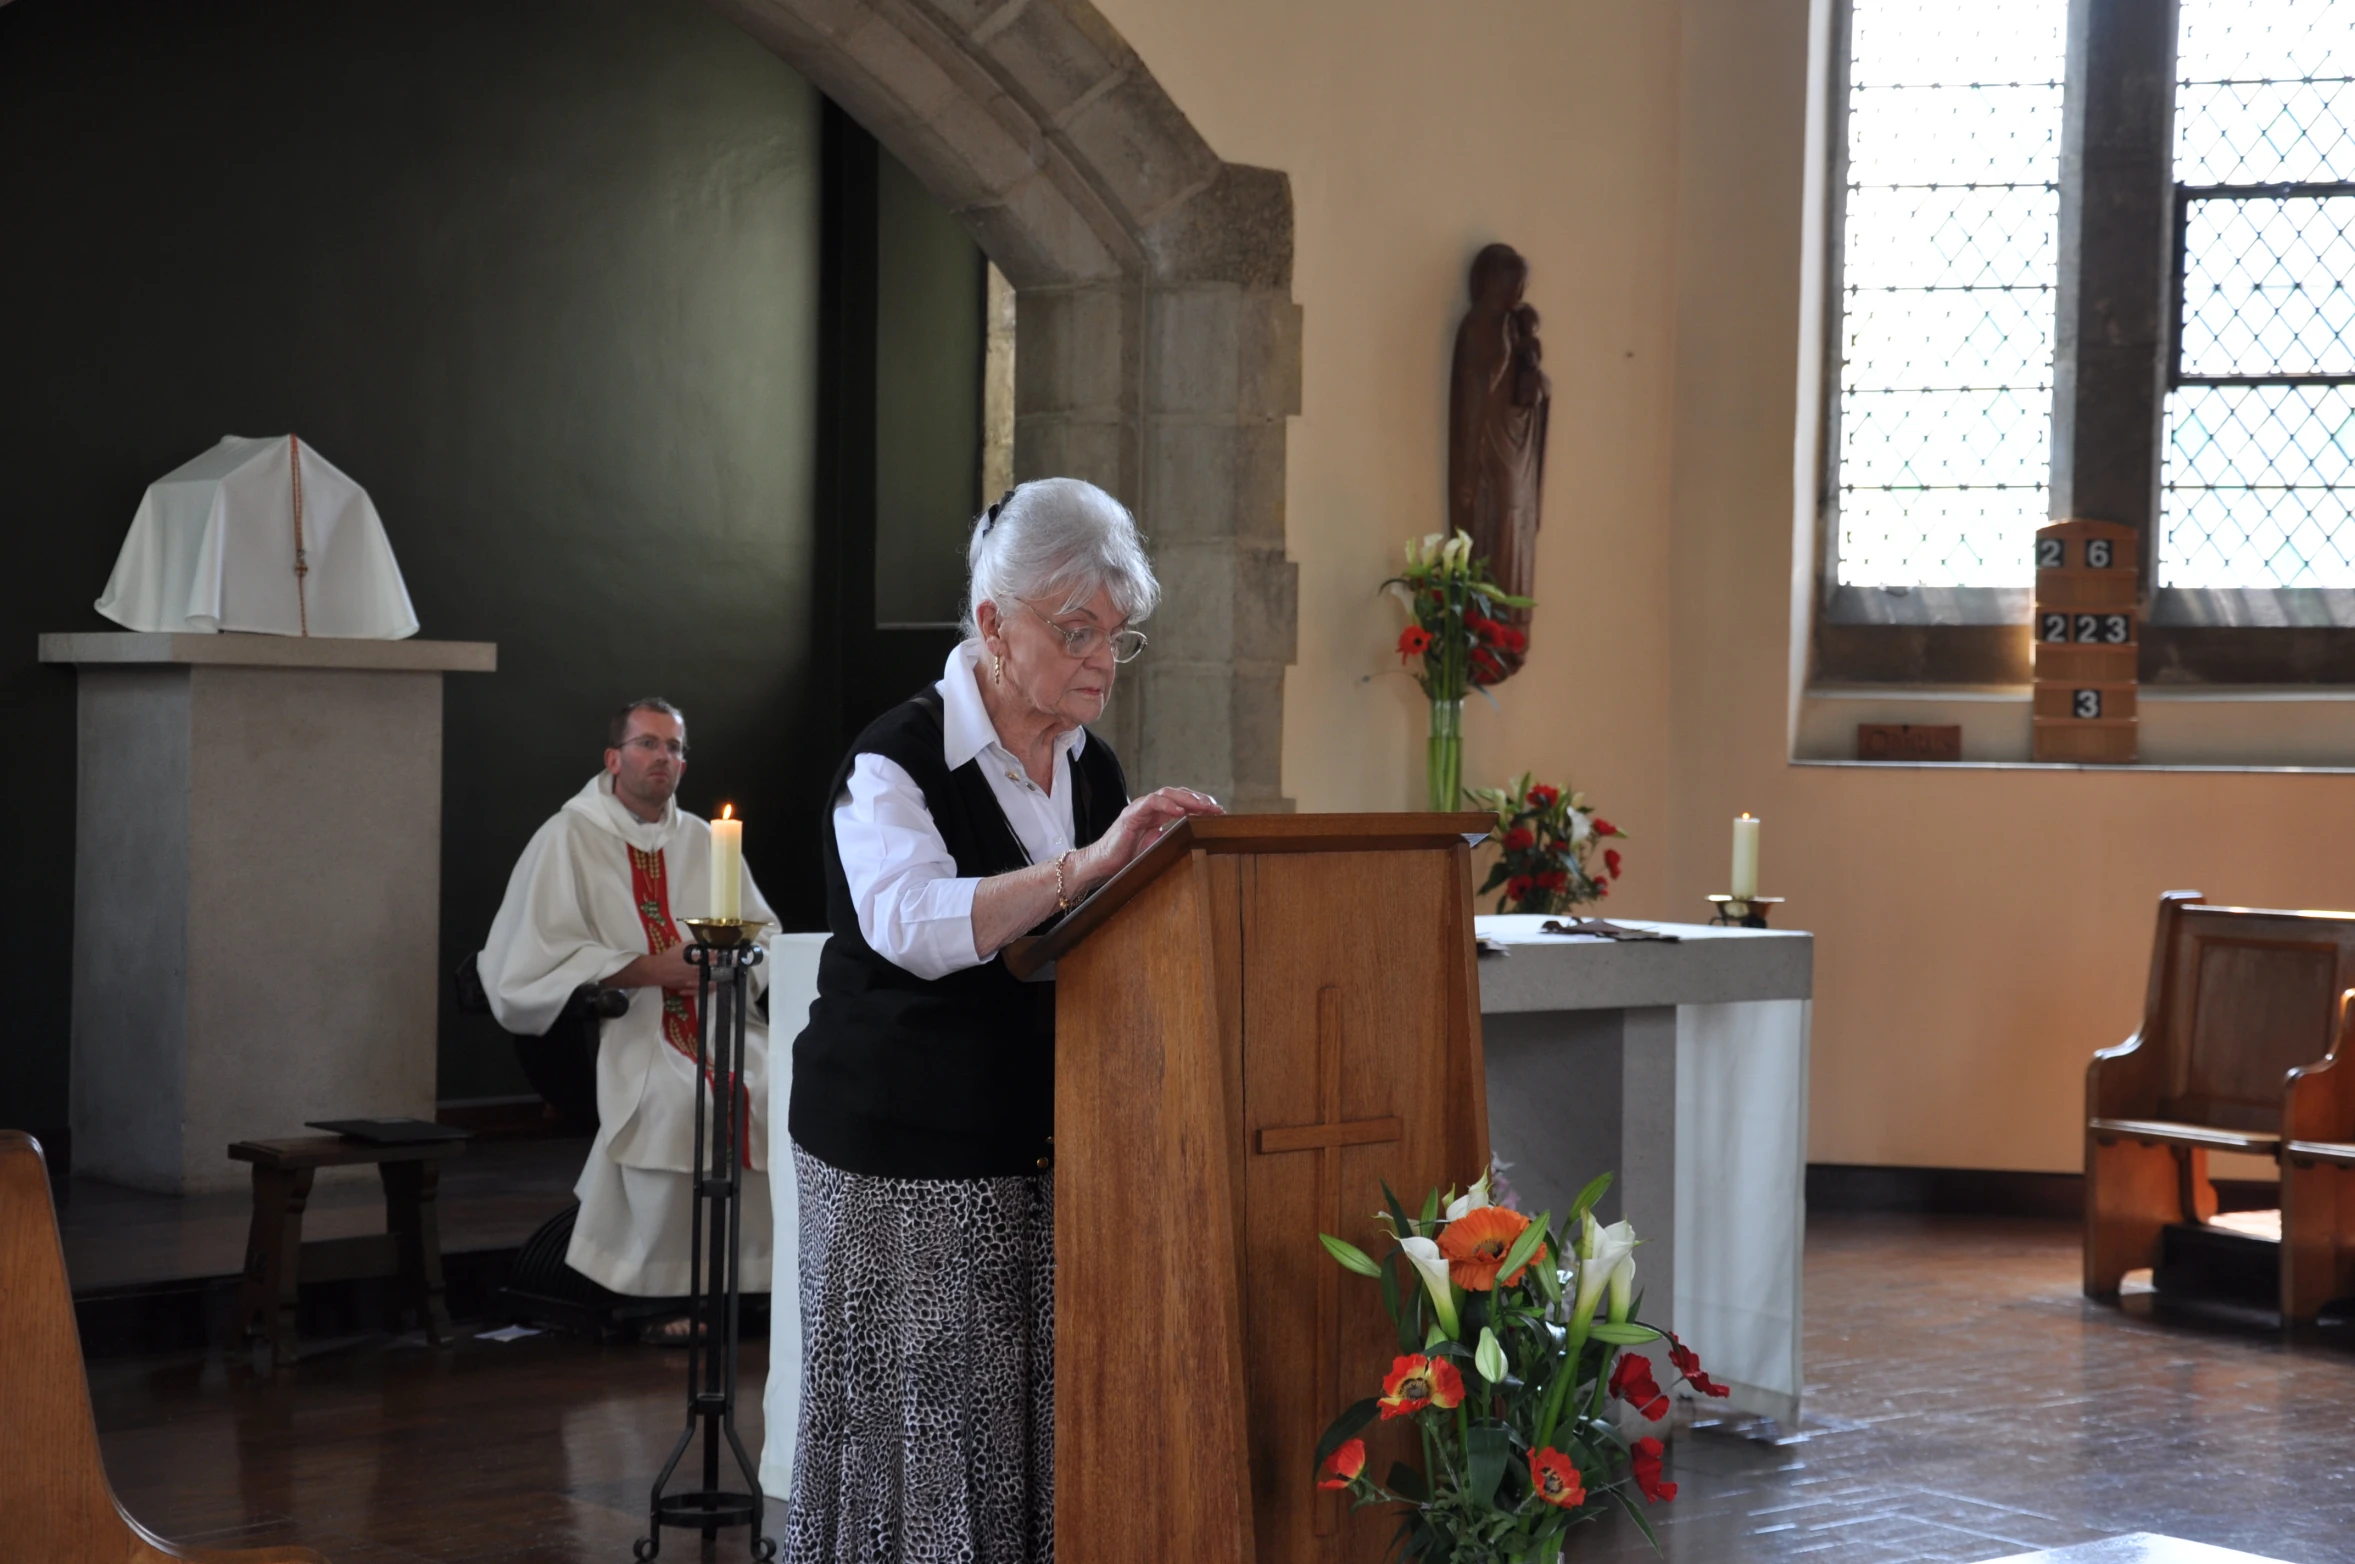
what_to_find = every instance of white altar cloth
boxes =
[758,932,826,1505]
[96,435,419,639]
[1476,915,1812,1426]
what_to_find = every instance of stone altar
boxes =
[1478,914,1812,1425]
[44,631,495,1195]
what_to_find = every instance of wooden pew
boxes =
[0,1130,330,1564]
[2281,1010,2355,1320]
[2086,893,2355,1319]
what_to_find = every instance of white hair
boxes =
[962,477,1160,637]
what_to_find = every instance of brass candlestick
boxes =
[1706,895,1785,930]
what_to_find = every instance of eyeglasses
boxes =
[621,735,688,759]
[1023,602,1148,663]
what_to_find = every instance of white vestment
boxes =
[96,434,420,639]
[479,774,777,1296]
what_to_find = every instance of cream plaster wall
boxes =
[1093,0,2355,1173]
[1094,0,1684,847]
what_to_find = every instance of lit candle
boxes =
[1730,813,1760,901]
[710,804,742,920]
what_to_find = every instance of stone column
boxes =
[2051,0,2182,597]
[45,633,496,1194]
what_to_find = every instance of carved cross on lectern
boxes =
[1254,984,1403,1537]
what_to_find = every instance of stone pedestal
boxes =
[43,633,496,1195]
[1477,916,1814,1426]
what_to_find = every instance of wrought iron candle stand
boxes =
[637,917,774,1563]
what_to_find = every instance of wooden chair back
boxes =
[0,1129,328,1563]
[2094,895,2355,1131]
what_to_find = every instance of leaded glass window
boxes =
[1832,0,2066,588]
[2164,0,2355,588]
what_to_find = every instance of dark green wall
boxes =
[874,153,985,627]
[0,0,827,1127]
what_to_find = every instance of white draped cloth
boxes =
[96,434,419,639]
[479,774,777,1296]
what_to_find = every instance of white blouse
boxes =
[832,640,1090,980]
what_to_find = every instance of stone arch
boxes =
[707,0,1299,809]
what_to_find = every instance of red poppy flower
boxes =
[1378,1354,1464,1420]
[1630,1436,1677,1504]
[1527,784,1559,809]
[1539,869,1568,893]
[1499,625,1529,654]
[1593,818,1617,837]
[1604,849,1623,880]
[1529,1447,1585,1510]
[1397,625,1433,663]
[1505,874,1532,902]
[1609,1352,1670,1422]
[1502,827,1534,852]
[1318,1437,1366,1490]
[1595,881,1610,898]
[1465,612,1496,638]
[1437,1204,1546,1290]
[1668,1333,1730,1399]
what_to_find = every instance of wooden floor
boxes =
[88,1214,2354,1563]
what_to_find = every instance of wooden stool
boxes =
[230,1135,465,1366]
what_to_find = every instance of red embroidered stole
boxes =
[626,845,748,1167]
[627,847,701,1059]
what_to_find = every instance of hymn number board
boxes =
[2030,519,2138,764]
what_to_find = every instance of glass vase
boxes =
[1426,697,1464,812]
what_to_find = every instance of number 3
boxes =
[2074,689,2102,719]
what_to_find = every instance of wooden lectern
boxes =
[1007,814,1492,1564]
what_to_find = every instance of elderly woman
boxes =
[786,477,1221,1562]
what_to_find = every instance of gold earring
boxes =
[993,654,1005,685]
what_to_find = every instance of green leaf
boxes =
[1320,1233,1382,1276]
[1589,1322,1662,1346]
[1569,1172,1614,1223]
[1380,1252,1410,1348]
[1381,1181,1416,1244]
[1612,1488,1663,1553]
[1387,1460,1430,1503]
[1466,1422,1511,1508]
[1420,1186,1442,1228]
[1496,1210,1550,1286]
[1423,1317,1449,1349]
[1312,1398,1380,1470]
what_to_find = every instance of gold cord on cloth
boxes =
[288,433,310,636]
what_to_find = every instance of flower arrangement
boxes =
[1466,773,1628,916]
[1314,1171,1726,1562]
[1387,532,1534,811]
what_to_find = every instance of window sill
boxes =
[1796,683,2355,768]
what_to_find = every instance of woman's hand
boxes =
[1075,787,1224,891]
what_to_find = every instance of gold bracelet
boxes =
[1055,850,1075,910]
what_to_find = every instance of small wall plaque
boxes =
[1857,723,1962,762]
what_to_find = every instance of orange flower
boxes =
[1377,1353,1465,1420]
[1530,1447,1586,1510]
[1437,1204,1545,1291]
[1318,1438,1366,1490]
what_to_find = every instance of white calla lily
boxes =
[1572,1213,1638,1328]
[1474,1325,1508,1384]
[1399,1235,1462,1338]
[1443,1171,1493,1223]
[1607,1250,1637,1324]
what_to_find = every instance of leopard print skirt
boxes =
[785,1142,1054,1564]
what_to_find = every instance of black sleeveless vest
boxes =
[788,688,1128,1179]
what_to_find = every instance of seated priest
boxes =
[478,697,776,1335]
[785,477,1223,1562]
